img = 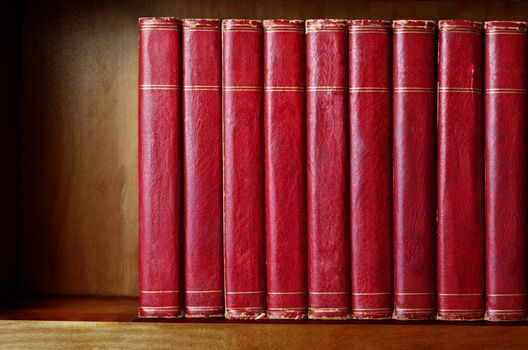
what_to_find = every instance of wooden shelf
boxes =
[0,297,527,349]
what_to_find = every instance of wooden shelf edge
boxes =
[0,297,527,349]
[1,319,528,349]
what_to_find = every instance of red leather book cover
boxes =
[222,19,266,320]
[263,19,307,320]
[484,21,528,322]
[437,20,485,321]
[392,20,437,320]
[306,19,350,320]
[182,19,223,318]
[348,20,393,320]
[138,17,183,318]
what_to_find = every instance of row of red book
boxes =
[138,17,527,321]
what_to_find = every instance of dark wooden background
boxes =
[10,0,528,297]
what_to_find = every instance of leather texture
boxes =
[348,20,393,320]
[263,20,307,320]
[484,21,528,322]
[182,19,224,318]
[138,17,183,318]
[392,20,437,320]
[222,19,266,320]
[437,20,485,321]
[306,19,350,320]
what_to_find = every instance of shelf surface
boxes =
[0,297,527,349]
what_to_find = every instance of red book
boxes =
[437,20,485,321]
[222,19,266,320]
[182,19,224,318]
[306,19,350,320]
[263,19,307,320]
[138,17,183,318]
[392,20,437,320]
[484,21,528,322]
[348,20,393,320]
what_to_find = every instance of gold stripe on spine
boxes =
[226,291,264,294]
[394,87,435,93]
[488,293,527,296]
[487,309,527,313]
[308,307,350,311]
[352,308,392,311]
[140,290,180,294]
[309,291,349,295]
[223,86,262,92]
[439,87,482,93]
[439,293,482,296]
[268,307,306,310]
[140,306,182,309]
[184,85,220,91]
[185,290,223,293]
[268,291,306,295]
[395,308,434,311]
[349,87,390,92]
[440,29,482,34]
[349,30,389,34]
[265,86,304,92]
[307,86,347,92]
[393,30,435,34]
[226,307,265,310]
[486,88,528,93]
[185,306,224,309]
[438,309,484,312]
[395,292,435,295]
[352,292,391,295]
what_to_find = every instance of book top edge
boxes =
[139,17,180,25]
[222,19,263,30]
[306,19,347,31]
[263,19,304,29]
[392,20,436,30]
[438,19,483,30]
[348,19,390,29]
[183,19,221,29]
[485,21,527,31]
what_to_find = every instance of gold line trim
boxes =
[394,87,435,93]
[185,306,224,309]
[183,85,220,91]
[140,306,182,309]
[487,309,527,312]
[486,31,527,35]
[352,308,392,311]
[265,29,305,33]
[268,291,306,295]
[349,87,390,92]
[395,308,435,311]
[488,293,527,297]
[140,290,180,294]
[223,86,263,91]
[306,30,346,33]
[223,29,262,33]
[352,292,391,295]
[184,29,220,32]
[439,293,482,296]
[309,291,349,295]
[486,88,527,93]
[268,307,306,310]
[349,30,389,34]
[308,308,350,311]
[439,87,482,93]
[396,292,435,295]
[185,290,223,293]
[307,86,347,92]
[225,307,265,310]
[393,30,435,34]
[226,291,265,295]
[140,28,180,31]
[438,309,484,312]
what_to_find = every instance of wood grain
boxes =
[19,0,528,296]
[0,319,528,350]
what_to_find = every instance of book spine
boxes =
[263,20,307,320]
[437,20,485,321]
[306,19,350,320]
[484,21,528,322]
[182,19,224,318]
[392,20,437,320]
[138,17,183,318]
[222,19,266,320]
[347,20,393,320]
